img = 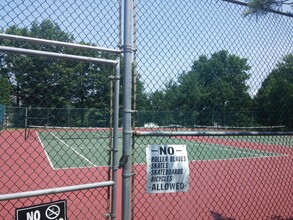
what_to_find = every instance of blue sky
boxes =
[0,0,120,48]
[135,0,293,95]
[1,0,292,96]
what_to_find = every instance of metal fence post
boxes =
[110,61,120,220]
[122,0,133,219]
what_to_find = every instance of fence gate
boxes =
[0,1,122,219]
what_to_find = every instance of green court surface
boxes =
[133,136,281,164]
[38,130,117,169]
[37,130,282,169]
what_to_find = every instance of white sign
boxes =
[146,145,189,193]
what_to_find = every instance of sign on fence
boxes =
[15,200,66,220]
[146,145,189,193]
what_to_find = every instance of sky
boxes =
[0,0,120,48]
[135,0,293,95]
[0,0,292,96]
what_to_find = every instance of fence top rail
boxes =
[134,130,293,137]
[0,181,115,201]
[0,46,119,65]
[0,33,122,54]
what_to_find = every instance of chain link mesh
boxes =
[1,0,292,219]
[132,0,292,219]
[0,0,120,219]
[1,0,119,47]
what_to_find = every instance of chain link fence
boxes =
[132,0,292,220]
[0,0,293,219]
[0,0,121,219]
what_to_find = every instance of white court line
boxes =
[50,132,98,167]
[188,154,289,163]
[134,143,269,157]
[132,142,287,165]
[135,138,283,157]
[53,164,111,171]
[208,144,273,157]
[133,151,288,166]
[36,132,55,169]
[193,140,286,157]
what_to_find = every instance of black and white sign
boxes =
[146,145,189,193]
[16,200,66,220]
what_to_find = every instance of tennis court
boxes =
[131,129,292,220]
[1,128,292,219]
[37,128,121,169]
[35,127,286,170]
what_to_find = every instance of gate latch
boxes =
[118,155,129,169]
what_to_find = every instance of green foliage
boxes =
[146,50,253,127]
[244,0,293,17]
[134,73,150,110]
[0,75,11,105]
[0,20,122,109]
[1,20,78,107]
[190,50,251,112]
[0,19,150,127]
[0,51,12,105]
[254,54,293,129]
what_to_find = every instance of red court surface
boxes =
[1,130,292,219]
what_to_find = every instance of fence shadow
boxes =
[271,216,293,220]
[210,211,293,220]
[211,211,235,220]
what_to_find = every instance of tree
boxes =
[1,20,122,109]
[254,54,293,129]
[149,50,253,126]
[181,50,252,126]
[0,19,150,126]
[1,20,75,107]
[133,73,150,111]
[244,0,293,16]
[0,51,12,105]
[0,76,11,106]
[1,20,111,108]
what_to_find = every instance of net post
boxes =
[24,107,28,140]
[0,104,5,131]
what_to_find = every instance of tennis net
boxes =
[136,124,286,133]
[26,125,121,140]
